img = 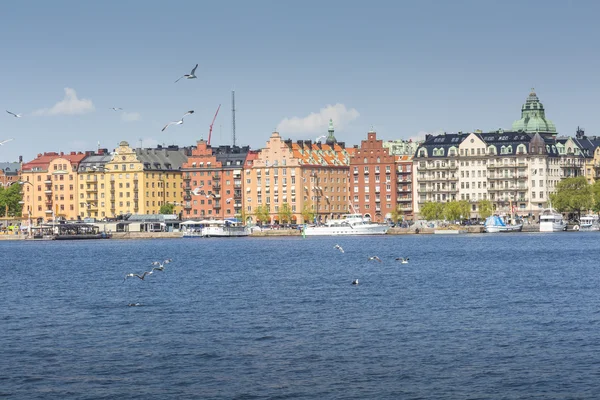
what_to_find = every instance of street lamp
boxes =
[311,172,321,225]
[18,181,35,239]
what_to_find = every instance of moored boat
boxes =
[303,213,389,236]
[181,219,249,238]
[539,208,567,232]
[578,214,600,231]
[484,215,523,233]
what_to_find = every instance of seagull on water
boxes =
[6,110,22,118]
[334,244,344,253]
[0,138,14,146]
[162,110,194,132]
[109,107,123,111]
[352,279,359,285]
[123,270,153,282]
[128,303,142,307]
[395,257,409,264]
[368,256,382,263]
[175,64,198,83]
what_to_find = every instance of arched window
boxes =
[363,157,367,163]
[377,157,380,163]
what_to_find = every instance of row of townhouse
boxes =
[412,89,597,219]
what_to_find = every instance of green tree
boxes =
[235,208,248,224]
[159,203,175,215]
[0,183,23,217]
[443,201,462,221]
[278,202,292,224]
[254,204,271,225]
[550,176,592,219]
[477,199,493,219]
[419,201,445,221]
[390,206,403,223]
[301,203,314,224]
[592,181,600,213]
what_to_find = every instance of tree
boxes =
[419,201,445,221]
[235,208,248,224]
[278,202,292,224]
[390,206,403,223]
[301,203,314,224]
[0,183,23,217]
[550,176,592,219]
[159,203,174,215]
[254,204,270,225]
[477,199,493,219]
[592,181,600,213]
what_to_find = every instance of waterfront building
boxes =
[395,155,414,219]
[84,141,188,219]
[246,125,351,225]
[0,160,22,188]
[77,150,112,219]
[349,130,398,222]
[571,128,600,184]
[181,140,249,220]
[21,151,87,222]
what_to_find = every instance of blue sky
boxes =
[2,0,600,162]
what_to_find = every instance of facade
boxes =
[77,150,112,219]
[181,140,249,220]
[349,130,397,222]
[245,130,351,225]
[21,151,87,223]
[395,155,414,219]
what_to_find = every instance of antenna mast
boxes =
[231,90,236,146]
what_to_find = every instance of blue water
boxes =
[2,233,600,399]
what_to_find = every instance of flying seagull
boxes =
[162,110,194,132]
[151,259,173,271]
[123,270,153,282]
[191,187,203,196]
[175,64,199,83]
[0,138,14,146]
[395,257,409,264]
[6,110,22,118]
[352,279,359,285]
[368,256,382,263]
[315,135,326,143]
[109,107,123,111]
[225,197,233,204]
[334,244,344,253]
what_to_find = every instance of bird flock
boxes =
[3,63,200,147]
[124,259,173,282]
[333,244,410,285]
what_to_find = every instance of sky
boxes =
[2,0,600,162]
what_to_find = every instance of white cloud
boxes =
[276,103,359,135]
[33,88,95,116]
[121,111,141,122]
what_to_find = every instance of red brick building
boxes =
[349,130,397,222]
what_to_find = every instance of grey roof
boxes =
[78,154,113,172]
[135,147,189,171]
[0,162,21,175]
[572,137,600,158]
[415,133,467,157]
[214,145,250,169]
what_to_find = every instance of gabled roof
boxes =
[135,148,188,171]
[0,162,21,175]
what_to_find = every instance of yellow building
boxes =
[21,151,87,223]
[77,141,189,218]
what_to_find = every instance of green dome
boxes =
[511,89,556,133]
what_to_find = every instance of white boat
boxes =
[539,208,567,232]
[181,219,249,238]
[303,213,389,236]
[578,214,600,231]
[484,215,523,233]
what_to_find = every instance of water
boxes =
[2,233,600,399]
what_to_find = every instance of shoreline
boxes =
[0,223,562,240]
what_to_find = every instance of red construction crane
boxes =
[207,104,221,146]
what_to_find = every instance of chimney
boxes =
[19,155,23,163]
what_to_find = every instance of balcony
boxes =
[183,175,191,181]
[86,186,97,192]
[184,203,192,210]
[44,189,52,194]
[212,175,221,181]
[44,180,52,184]
[214,203,221,209]
[183,194,192,201]
[353,170,359,175]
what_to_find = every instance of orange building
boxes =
[21,151,87,223]
[181,140,250,220]
[246,128,352,225]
